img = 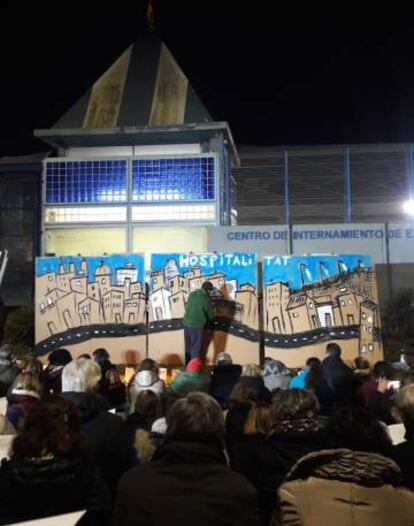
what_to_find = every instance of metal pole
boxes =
[344,146,352,223]
[284,150,290,225]
[408,144,414,200]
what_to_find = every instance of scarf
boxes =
[271,416,322,435]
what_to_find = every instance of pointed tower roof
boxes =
[53,31,212,130]
[35,29,239,164]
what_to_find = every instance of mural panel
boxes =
[263,254,383,367]
[149,252,259,365]
[35,254,146,363]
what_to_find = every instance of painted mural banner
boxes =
[35,254,146,363]
[262,254,383,367]
[149,252,259,365]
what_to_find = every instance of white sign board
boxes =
[207,225,289,259]
[291,224,387,264]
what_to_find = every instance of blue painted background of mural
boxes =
[151,252,257,288]
[263,254,372,289]
[36,254,145,287]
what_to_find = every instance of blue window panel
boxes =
[131,157,215,202]
[45,160,127,203]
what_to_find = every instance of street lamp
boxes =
[403,199,414,215]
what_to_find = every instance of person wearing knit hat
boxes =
[171,358,210,397]
[186,358,204,372]
[216,352,233,365]
[262,359,290,391]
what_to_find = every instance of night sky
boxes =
[2,2,414,157]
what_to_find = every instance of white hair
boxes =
[62,357,101,393]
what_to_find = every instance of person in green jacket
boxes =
[183,281,214,364]
[171,358,211,397]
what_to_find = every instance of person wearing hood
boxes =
[113,393,261,526]
[0,345,18,398]
[61,357,136,498]
[6,372,42,431]
[274,407,413,526]
[262,359,290,392]
[170,358,210,398]
[41,348,72,394]
[127,358,165,414]
[0,394,110,525]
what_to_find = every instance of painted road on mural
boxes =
[263,325,381,348]
[34,314,378,355]
[35,322,147,356]
[149,317,258,342]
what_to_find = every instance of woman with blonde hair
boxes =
[6,372,42,431]
[243,404,272,436]
[241,363,262,378]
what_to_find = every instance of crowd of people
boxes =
[0,342,413,525]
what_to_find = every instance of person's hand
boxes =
[377,377,389,393]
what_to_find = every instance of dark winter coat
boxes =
[112,440,261,526]
[231,419,329,524]
[225,401,253,455]
[6,391,39,431]
[393,419,414,490]
[356,377,377,406]
[210,364,242,409]
[274,448,414,526]
[41,364,65,394]
[62,391,136,497]
[0,455,110,525]
[225,379,271,455]
[0,359,18,397]
[322,356,356,406]
[366,390,396,425]
[307,379,334,416]
[96,359,126,409]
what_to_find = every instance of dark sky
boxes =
[2,1,414,156]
